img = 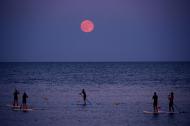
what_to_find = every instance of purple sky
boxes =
[0,0,190,61]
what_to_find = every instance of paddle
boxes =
[86,99,92,105]
[174,104,185,113]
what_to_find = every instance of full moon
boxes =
[80,20,94,32]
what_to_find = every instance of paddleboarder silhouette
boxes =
[13,88,19,106]
[22,92,28,109]
[152,92,158,112]
[80,89,87,105]
[168,92,174,112]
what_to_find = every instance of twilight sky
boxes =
[0,0,190,62]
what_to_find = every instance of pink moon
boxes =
[80,20,94,33]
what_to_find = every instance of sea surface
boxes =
[0,62,190,126]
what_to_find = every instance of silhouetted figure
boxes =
[22,92,28,109]
[168,92,174,112]
[152,92,158,112]
[13,88,19,106]
[80,89,86,105]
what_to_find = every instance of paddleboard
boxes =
[7,104,33,112]
[165,111,178,114]
[75,103,87,106]
[6,104,21,108]
[143,110,165,114]
[12,108,33,112]
[143,110,178,114]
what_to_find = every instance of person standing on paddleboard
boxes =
[13,88,19,106]
[168,92,174,112]
[22,92,28,109]
[152,92,158,112]
[80,89,87,105]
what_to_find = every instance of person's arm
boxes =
[79,92,82,96]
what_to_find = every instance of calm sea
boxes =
[0,62,190,126]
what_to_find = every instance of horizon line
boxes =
[0,61,190,63]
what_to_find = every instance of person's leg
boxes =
[25,101,27,109]
[156,105,158,112]
[83,97,86,105]
[23,100,26,109]
[16,99,18,106]
[13,99,15,106]
[171,104,174,112]
[23,103,26,109]
[169,104,171,112]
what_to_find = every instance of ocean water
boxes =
[0,62,190,126]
